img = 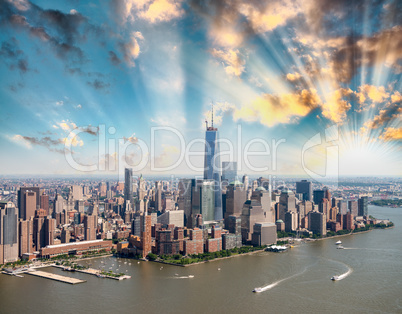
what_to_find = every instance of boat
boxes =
[337,245,344,249]
[253,287,263,293]
[335,240,342,245]
[331,276,339,281]
[188,275,194,278]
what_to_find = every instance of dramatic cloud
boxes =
[286,72,302,82]
[111,0,184,24]
[6,0,30,12]
[329,26,402,84]
[210,48,245,77]
[363,103,402,130]
[0,38,30,73]
[321,88,353,124]
[238,0,301,33]
[233,89,321,127]
[379,127,402,141]
[118,32,142,67]
[138,0,184,23]
[356,84,389,105]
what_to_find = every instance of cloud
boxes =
[138,0,184,23]
[329,26,402,84]
[7,0,30,12]
[233,89,321,127]
[286,72,301,82]
[0,38,30,73]
[109,50,121,65]
[118,32,142,67]
[356,85,389,105]
[210,48,245,77]
[238,0,301,33]
[111,0,184,24]
[363,102,402,130]
[123,134,138,143]
[56,120,98,139]
[10,134,69,153]
[87,79,111,91]
[321,88,353,124]
[379,127,402,142]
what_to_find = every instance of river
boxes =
[1,205,401,313]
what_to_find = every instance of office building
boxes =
[222,161,237,182]
[84,214,97,241]
[313,189,325,205]
[251,222,277,246]
[0,202,19,264]
[40,192,50,215]
[18,187,40,221]
[358,196,368,216]
[296,180,312,201]
[224,181,247,227]
[203,115,223,221]
[308,211,326,236]
[124,168,134,210]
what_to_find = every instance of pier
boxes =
[27,270,86,285]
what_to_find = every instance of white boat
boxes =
[331,276,339,281]
[335,240,342,245]
[337,245,344,249]
[188,275,194,278]
[253,287,263,293]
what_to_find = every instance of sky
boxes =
[0,0,401,179]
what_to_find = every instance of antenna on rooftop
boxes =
[211,102,214,128]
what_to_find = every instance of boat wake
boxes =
[254,263,315,293]
[334,267,352,281]
[172,275,195,279]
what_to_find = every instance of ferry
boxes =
[265,245,287,252]
[331,276,339,281]
[335,240,342,245]
[253,287,263,293]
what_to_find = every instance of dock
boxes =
[27,270,86,285]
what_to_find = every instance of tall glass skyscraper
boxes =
[124,168,134,209]
[204,124,223,221]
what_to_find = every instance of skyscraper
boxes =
[124,168,134,210]
[155,181,162,212]
[296,180,312,201]
[0,202,19,264]
[222,161,237,183]
[358,196,368,216]
[18,187,40,221]
[313,189,325,205]
[204,110,223,221]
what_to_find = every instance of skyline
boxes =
[0,0,401,177]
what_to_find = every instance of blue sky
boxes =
[0,0,401,177]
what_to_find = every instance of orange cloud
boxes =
[356,84,389,105]
[233,89,321,127]
[380,127,402,141]
[321,88,353,124]
[286,72,301,81]
[210,48,245,77]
